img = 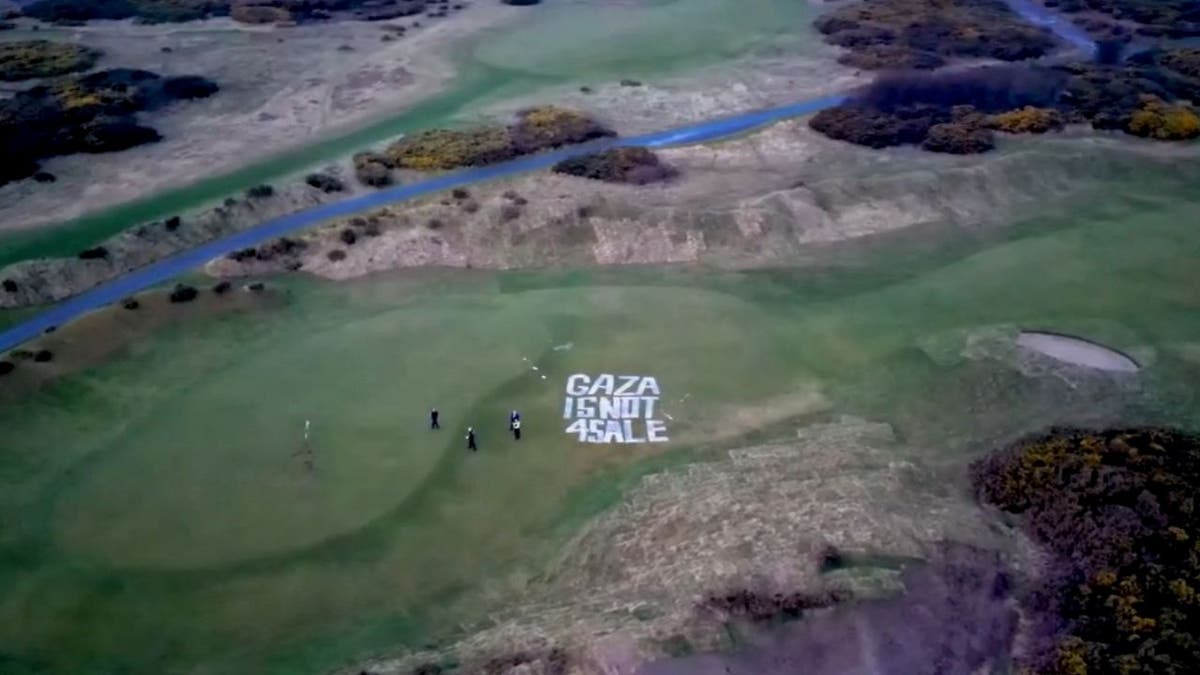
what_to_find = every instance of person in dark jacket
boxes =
[509,410,521,440]
[466,426,477,451]
[430,408,440,430]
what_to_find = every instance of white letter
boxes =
[563,397,574,419]
[636,377,661,396]
[641,396,657,418]
[618,396,641,418]
[577,396,596,418]
[587,419,605,443]
[614,375,638,396]
[565,419,588,441]
[566,374,590,396]
[602,420,625,443]
[647,419,669,442]
[622,420,646,443]
[588,373,615,396]
[598,397,621,419]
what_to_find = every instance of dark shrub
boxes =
[553,147,676,184]
[921,122,995,154]
[228,247,256,262]
[451,187,470,199]
[122,297,139,309]
[78,246,108,260]
[340,228,357,245]
[78,118,161,153]
[161,75,218,100]
[972,428,1200,674]
[33,171,56,183]
[306,172,345,193]
[212,280,231,294]
[168,283,198,303]
[33,349,53,362]
[165,216,182,231]
[0,360,13,375]
[702,587,851,623]
[255,236,306,261]
[500,203,521,221]
[2,279,17,293]
[355,160,393,187]
[327,249,347,261]
[246,184,274,199]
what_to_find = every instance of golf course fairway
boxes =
[3,166,1200,674]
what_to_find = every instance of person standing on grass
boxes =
[430,408,440,430]
[509,410,522,441]
[466,426,478,451]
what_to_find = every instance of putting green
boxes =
[48,284,805,569]
[3,159,1200,674]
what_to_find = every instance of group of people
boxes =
[430,408,521,451]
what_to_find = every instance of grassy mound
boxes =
[0,40,102,82]
[972,428,1200,674]
[986,106,1064,134]
[1126,95,1200,140]
[386,106,614,171]
[387,126,516,171]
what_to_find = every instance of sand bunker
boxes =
[1017,331,1139,373]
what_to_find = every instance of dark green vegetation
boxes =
[810,57,1200,153]
[0,68,218,186]
[23,0,229,23]
[1158,49,1200,80]
[305,172,345,192]
[973,429,1200,674]
[19,0,439,24]
[552,147,676,184]
[168,283,198,302]
[352,150,394,187]
[702,588,851,623]
[815,0,1057,71]
[1045,0,1200,38]
[386,106,614,171]
[0,40,101,82]
[809,0,1200,153]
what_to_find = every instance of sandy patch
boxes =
[1016,330,1140,373]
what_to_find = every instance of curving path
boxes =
[0,0,1096,353]
[0,95,847,352]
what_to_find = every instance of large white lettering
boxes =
[563,373,669,444]
[566,374,591,396]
